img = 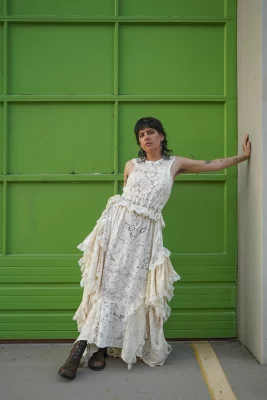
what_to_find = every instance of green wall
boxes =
[0,0,237,339]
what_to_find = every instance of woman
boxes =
[58,117,251,380]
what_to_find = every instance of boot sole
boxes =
[58,368,76,381]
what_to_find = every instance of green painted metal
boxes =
[0,23,3,94]
[120,24,225,96]
[119,0,229,18]
[8,103,115,174]
[0,0,237,340]
[9,24,114,95]
[8,0,115,17]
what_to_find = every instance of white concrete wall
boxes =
[238,0,267,364]
[262,0,267,364]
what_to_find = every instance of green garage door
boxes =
[0,0,237,339]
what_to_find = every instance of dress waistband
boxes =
[120,195,160,214]
[118,195,164,227]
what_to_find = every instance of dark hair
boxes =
[134,117,172,160]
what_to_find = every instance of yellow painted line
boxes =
[191,342,237,400]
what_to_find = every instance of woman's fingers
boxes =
[243,134,251,156]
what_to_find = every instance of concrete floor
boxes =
[0,342,266,400]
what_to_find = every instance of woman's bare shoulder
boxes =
[124,159,135,173]
[126,158,136,164]
[125,159,135,167]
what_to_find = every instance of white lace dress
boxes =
[73,156,181,369]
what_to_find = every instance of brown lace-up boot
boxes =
[58,340,87,380]
[88,347,107,371]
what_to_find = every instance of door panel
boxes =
[0,0,237,339]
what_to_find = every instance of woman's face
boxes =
[138,128,164,152]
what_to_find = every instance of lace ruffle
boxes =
[145,220,181,322]
[145,254,181,323]
[73,195,119,330]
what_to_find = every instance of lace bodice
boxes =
[121,156,175,221]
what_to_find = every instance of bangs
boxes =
[134,117,163,135]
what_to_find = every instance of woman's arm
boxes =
[123,160,134,186]
[176,134,251,174]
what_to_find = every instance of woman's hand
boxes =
[242,134,252,159]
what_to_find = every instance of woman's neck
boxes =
[145,151,162,162]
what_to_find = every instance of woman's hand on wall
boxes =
[242,134,252,159]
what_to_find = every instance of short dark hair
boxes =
[134,117,172,160]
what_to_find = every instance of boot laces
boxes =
[68,342,86,365]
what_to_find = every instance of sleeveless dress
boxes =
[73,156,181,369]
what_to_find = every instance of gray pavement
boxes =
[0,342,266,400]
[213,342,267,400]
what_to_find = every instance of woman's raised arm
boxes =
[175,134,251,174]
